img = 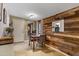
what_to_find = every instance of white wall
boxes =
[0,3,10,37]
[0,22,3,36]
[36,20,43,36]
[36,21,38,36]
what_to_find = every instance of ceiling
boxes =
[5,3,79,20]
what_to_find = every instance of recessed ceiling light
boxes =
[26,13,39,19]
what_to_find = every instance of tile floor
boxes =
[0,40,65,56]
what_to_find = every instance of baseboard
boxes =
[13,41,24,44]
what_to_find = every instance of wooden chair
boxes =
[29,34,39,51]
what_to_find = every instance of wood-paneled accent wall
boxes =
[64,14,79,33]
[43,6,79,55]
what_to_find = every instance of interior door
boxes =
[12,18,25,42]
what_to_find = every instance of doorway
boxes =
[12,17,26,42]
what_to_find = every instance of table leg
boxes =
[33,40,35,51]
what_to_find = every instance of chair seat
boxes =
[31,39,36,41]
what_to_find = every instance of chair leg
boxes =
[33,41,35,51]
[29,40,30,46]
